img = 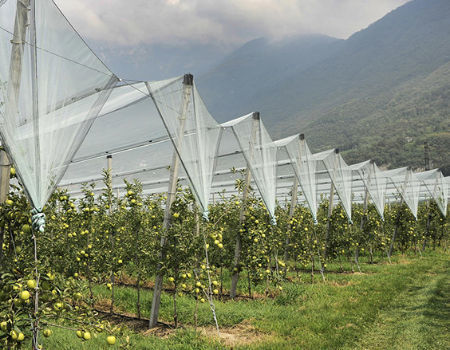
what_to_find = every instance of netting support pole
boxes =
[149,74,193,328]
[388,204,402,259]
[422,199,432,251]
[0,151,11,204]
[324,175,336,262]
[284,177,299,275]
[0,151,10,266]
[106,155,116,314]
[355,188,368,271]
[1,0,29,209]
[230,112,259,299]
[8,1,41,348]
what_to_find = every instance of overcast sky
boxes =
[55,0,411,48]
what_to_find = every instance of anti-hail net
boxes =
[221,113,278,223]
[0,0,447,221]
[0,0,118,209]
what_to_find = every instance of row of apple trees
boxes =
[0,170,448,348]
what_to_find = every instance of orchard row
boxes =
[0,172,447,348]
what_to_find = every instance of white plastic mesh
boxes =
[383,168,420,218]
[314,149,353,222]
[0,0,118,209]
[416,169,448,216]
[350,160,387,220]
[147,77,221,217]
[275,135,317,222]
[222,113,277,223]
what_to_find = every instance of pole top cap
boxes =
[299,134,305,140]
[183,74,194,86]
[252,112,260,120]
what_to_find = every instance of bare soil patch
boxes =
[199,320,272,348]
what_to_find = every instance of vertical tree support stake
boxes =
[149,74,193,328]
[230,112,259,299]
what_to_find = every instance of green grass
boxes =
[37,250,449,349]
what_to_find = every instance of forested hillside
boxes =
[198,0,450,173]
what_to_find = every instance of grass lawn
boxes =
[37,250,449,349]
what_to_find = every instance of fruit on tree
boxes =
[19,290,30,300]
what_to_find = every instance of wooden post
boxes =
[149,74,193,328]
[230,112,259,299]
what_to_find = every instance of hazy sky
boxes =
[56,0,411,47]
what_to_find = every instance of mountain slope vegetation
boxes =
[198,0,450,173]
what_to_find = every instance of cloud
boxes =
[54,0,411,47]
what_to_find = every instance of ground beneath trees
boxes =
[39,251,449,349]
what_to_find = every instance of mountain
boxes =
[197,35,343,122]
[197,0,450,174]
[93,42,234,81]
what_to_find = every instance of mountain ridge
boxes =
[197,0,450,173]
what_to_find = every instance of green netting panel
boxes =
[0,0,118,209]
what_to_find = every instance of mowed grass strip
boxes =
[38,251,449,349]
[350,253,449,350]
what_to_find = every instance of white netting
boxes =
[222,113,277,223]
[147,76,221,217]
[0,0,118,209]
[383,168,420,218]
[313,149,353,222]
[416,169,448,217]
[275,135,317,222]
[350,160,387,220]
[1,0,446,221]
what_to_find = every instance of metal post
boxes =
[230,112,259,299]
[149,74,193,328]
